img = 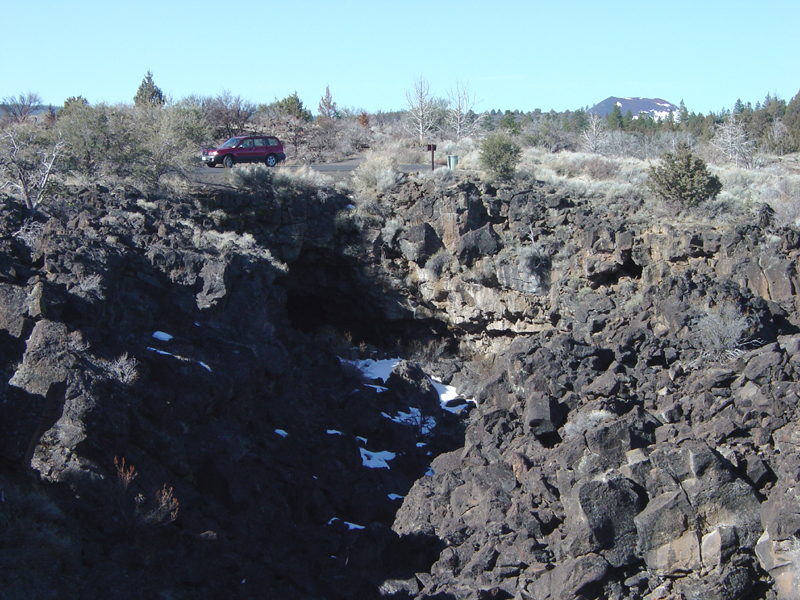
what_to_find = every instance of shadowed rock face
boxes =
[1,175,800,599]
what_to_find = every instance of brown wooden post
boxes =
[426,144,437,171]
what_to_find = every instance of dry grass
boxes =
[365,136,426,164]
[511,146,800,230]
[519,148,649,204]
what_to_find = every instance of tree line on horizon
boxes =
[1,71,799,211]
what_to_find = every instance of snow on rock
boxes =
[430,378,475,413]
[388,494,404,500]
[152,331,173,341]
[339,357,402,382]
[274,429,289,438]
[147,347,175,357]
[327,429,343,435]
[359,448,396,469]
[364,384,389,393]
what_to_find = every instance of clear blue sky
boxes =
[3,0,798,116]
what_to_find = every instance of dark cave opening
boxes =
[284,290,450,349]
[278,261,451,350]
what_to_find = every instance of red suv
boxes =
[201,135,286,168]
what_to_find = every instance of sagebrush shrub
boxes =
[352,156,403,196]
[646,142,722,206]
[696,300,753,361]
[480,132,522,181]
[766,177,800,227]
[585,156,620,180]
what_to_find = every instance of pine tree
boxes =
[274,92,312,121]
[607,104,624,129]
[134,70,165,108]
[623,110,634,129]
[678,100,689,125]
[499,110,521,135]
[317,85,339,121]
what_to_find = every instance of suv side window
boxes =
[267,138,279,147]
[254,138,266,147]
[241,139,254,148]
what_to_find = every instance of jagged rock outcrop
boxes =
[2,171,800,599]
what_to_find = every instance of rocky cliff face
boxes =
[1,174,800,599]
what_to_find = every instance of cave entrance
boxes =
[278,261,450,350]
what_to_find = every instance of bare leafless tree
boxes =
[207,90,256,139]
[766,119,792,156]
[581,112,607,154]
[0,124,66,211]
[446,81,480,140]
[711,114,756,168]
[1,92,43,125]
[405,77,437,144]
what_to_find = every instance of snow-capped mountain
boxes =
[589,96,679,121]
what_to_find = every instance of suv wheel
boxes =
[223,155,234,168]
[266,154,277,167]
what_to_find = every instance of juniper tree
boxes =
[646,142,722,206]
[134,70,165,108]
[480,132,522,181]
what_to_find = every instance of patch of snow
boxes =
[346,203,355,210]
[356,436,368,446]
[388,493,404,500]
[339,357,401,382]
[425,467,435,476]
[198,361,212,372]
[416,442,427,447]
[430,378,476,413]
[615,101,622,106]
[274,429,289,438]
[364,384,388,393]
[359,448,396,469]
[430,379,458,402]
[147,347,174,357]
[329,518,362,530]
[624,97,632,100]
[657,102,671,107]
[327,429,343,435]
[152,331,173,341]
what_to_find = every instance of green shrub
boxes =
[646,142,722,206]
[480,132,522,181]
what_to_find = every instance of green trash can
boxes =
[447,155,459,170]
